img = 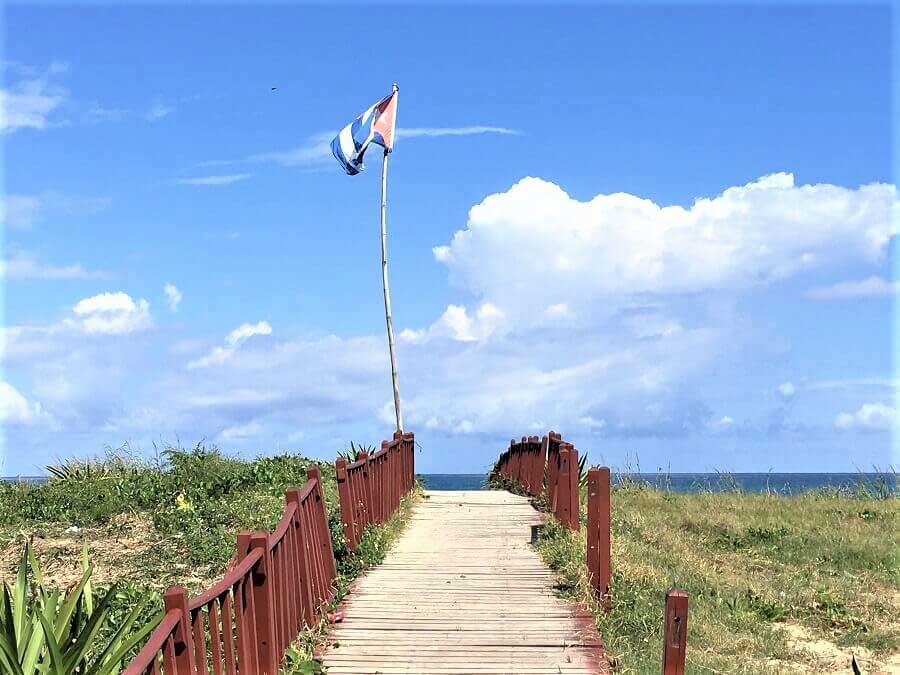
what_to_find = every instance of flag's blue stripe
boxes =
[332,97,389,175]
[331,132,359,175]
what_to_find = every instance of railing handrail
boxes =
[189,546,263,611]
[493,430,688,675]
[122,610,182,674]
[125,431,416,675]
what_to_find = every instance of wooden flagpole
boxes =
[381,83,403,432]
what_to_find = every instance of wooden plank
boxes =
[321,490,607,674]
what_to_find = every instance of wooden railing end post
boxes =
[662,588,688,675]
[163,586,195,673]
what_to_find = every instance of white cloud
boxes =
[0,382,45,425]
[709,415,734,431]
[247,132,335,167]
[177,174,252,186]
[0,251,106,281]
[216,126,519,169]
[778,382,795,398]
[219,421,263,441]
[809,378,898,391]
[0,195,42,228]
[434,174,895,319]
[807,276,900,300]
[834,402,896,432]
[146,101,174,121]
[395,126,520,139]
[546,303,570,318]
[579,415,607,430]
[0,192,111,229]
[68,292,152,335]
[4,172,895,469]
[0,63,68,132]
[164,283,182,311]
[188,321,273,369]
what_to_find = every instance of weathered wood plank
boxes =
[321,490,607,674]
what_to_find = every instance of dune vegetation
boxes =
[507,474,899,674]
[0,444,418,672]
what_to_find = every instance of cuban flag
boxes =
[331,89,398,175]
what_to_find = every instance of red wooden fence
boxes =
[124,431,416,675]
[493,431,688,674]
[493,431,578,529]
[335,431,415,551]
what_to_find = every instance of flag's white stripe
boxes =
[338,124,357,161]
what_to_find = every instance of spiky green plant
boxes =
[337,441,376,464]
[0,542,160,675]
[577,453,589,489]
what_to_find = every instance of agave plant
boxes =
[577,453,589,489]
[0,542,160,675]
[45,460,111,482]
[337,441,376,463]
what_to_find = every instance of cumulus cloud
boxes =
[177,174,251,186]
[68,292,152,335]
[807,276,900,300]
[402,303,506,343]
[834,402,895,432]
[164,283,182,311]
[434,174,895,319]
[0,62,68,132]
[188,321,273,369]
[0,381,45,425]
[4,172,895,470]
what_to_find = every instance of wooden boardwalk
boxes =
[322,490,607,674]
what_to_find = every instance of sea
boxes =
[419,473,896,494]
[3,472,895,495]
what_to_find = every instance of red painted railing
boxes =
[493,431,689,674]
[335,431,415,551]
[494,430,578,529]
[124,429,415,675]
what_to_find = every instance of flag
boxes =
[331,90,398,175]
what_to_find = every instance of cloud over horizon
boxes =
[2,173,895,472]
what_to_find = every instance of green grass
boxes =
[490,474,898,674]
[0,443,420,672]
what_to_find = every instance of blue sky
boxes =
[1,3,895,475]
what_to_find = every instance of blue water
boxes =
[420,473,896,494]
[4,473,894,495]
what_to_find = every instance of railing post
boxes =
[307,466,338,586]
[557,445,572,526]
[539,435,549,500]
[407,431,415,493]
[285,488,315,627]
[567,445,580,530]
[587,467,611,610]
[662,588,688,675]
[250,531,278,674]
[393,429,405,497]
[335,458,358,551]
[235,531,258,673]
[357,451,374,528]
[163,586,195,675]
